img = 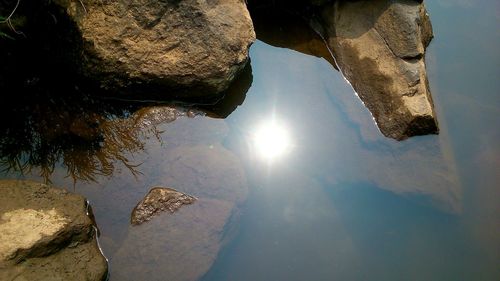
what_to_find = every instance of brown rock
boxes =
[320,0,438,140]
[0,180,108,281]
[53,0,255,99]
[131,187,196,225]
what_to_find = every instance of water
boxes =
[1,1,499,280]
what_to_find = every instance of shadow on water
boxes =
[0,35,253,184]
[196,62,253,119]
[248,1,338,69]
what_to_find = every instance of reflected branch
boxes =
[0,92,167,184]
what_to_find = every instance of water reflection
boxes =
[249,1,337,69]
[0,30,253,184]
[0,60,251,184]
[0,92,152,183]
[198,62,253,119]
[1,1,498,280]
[203,36,467,279]
[252,117,292,161]
[0,88,258,184]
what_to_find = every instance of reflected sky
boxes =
[252,115,293,162]
[0,1,498,280]
[202,2,499,280]
[201,39,466,280]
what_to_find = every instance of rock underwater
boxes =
[0,180,108,281]
[112,143,248,281]
[131,187,197,225]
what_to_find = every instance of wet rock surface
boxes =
[0,180,107,281]
[131,187,197,225]
[53,0,255,99]
[318,0,438,140]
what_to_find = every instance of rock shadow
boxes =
[248,1,338,69]
[196,62,253,118]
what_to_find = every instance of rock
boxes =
[0,180,108,281]
[112,144,248,280]
[115,198,236,281]
[319,0,438,140]
[131,106,182,128]
[52,0,255,100]
[131,187,197,225]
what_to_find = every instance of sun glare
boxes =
[253,119,292,160]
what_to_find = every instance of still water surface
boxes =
[1,1,498,280]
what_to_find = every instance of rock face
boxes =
[319,0,438,140]
[131,187,197,225]
[53,0,255,99]
[0,180,108,281]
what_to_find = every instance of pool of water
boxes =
[1,1,499,280]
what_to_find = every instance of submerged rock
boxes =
[117,198,236,281]
[52,0,255,99]
[112,144,247,281]
[319,0,438,140]
[131,187,197,225]
[0,180,108,281]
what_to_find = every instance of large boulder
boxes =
[0,180,108,281]
[319,0,438,140]
[49,0,255,99]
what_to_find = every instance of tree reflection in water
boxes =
[0,69,251,185]
[0,30,252,184]
[0,92,162,184]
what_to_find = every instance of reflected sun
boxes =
[253,119,292,161]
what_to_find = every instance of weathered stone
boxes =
[131,187,196,225]
[319,0,438,140]
[0,180,108,281]
[52,0,255,99]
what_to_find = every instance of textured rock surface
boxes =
[131,187,196,225]
[320,0,438,140]
[0,180,108,281]
[53,0,255,99]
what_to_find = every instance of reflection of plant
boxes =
[0,30,14,39]
[0,0,24,38]
[0,93,168,184]
[0,16,14,39]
